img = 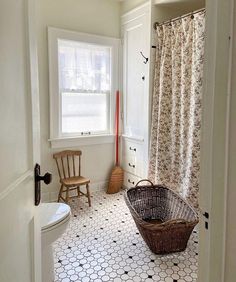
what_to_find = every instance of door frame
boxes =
[198,0,234,281]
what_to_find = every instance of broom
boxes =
[107,90,124,194]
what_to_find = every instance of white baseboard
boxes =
[41,180,109,203]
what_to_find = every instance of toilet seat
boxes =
[40,203,71,232]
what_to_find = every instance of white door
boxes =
[198,0,233,281]
[0,1,42,282]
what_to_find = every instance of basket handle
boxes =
[162,219,188,226]
[135,179,154,187]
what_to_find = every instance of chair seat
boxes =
[60,176,90,187]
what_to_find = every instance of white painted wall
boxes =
[36,0,120,201]
[121,0,205,16]
[121,0,149,14]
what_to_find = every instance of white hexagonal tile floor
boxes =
[54,189,198,282]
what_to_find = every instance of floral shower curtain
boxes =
[149,10,205,208]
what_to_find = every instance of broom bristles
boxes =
[107,166,124,194]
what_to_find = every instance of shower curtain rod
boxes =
[153,8,205,30]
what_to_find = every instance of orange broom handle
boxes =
[115,90,119,166]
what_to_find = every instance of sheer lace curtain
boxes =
[149,11,205,208]
[58,40,111,93]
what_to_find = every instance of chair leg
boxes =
[65,186,69,203]
[86,183,91,207]
[58,184,63,202]
[77,186,80,197]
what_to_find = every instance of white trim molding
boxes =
[49,134,115,149]
[122,134,144,143]
[0,170,33,201]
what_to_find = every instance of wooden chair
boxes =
[53,150,91,206]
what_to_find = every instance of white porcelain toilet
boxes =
[40,203,71,282]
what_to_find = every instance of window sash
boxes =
[59,90,111,137]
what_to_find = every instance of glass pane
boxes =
[61,92,108,134]
[58,39,111,93]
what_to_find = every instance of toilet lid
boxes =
[40,203,71,231]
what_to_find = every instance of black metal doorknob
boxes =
[34,163,52,206]
[36,171,52,185]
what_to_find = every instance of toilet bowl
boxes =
[40,203,71,282]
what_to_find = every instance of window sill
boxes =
[49,134,115,149]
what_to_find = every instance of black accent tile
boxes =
[173,280,178,282]
[132,243,136,246]
[148,275,152,279]
[67,246,71,249]
[74,215,77,217]
[151,259,155,262]
[174,263,178,266]
[76,235,79,238]
[125,271,128,274]
[129,256,133,259]
[58,260,62,264]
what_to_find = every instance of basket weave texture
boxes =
[124,180,199,254]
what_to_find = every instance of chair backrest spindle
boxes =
[72,155,76,177]
[61,157,66,178]
[79,155,81,176]
[55,159,62,179]
[67,155,70,178]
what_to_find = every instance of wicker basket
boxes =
[124,180,199,254]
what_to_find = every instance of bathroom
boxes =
[0,0,236,282]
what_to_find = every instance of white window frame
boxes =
[48,27,120,148]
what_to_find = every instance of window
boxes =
[48,27,119,147]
